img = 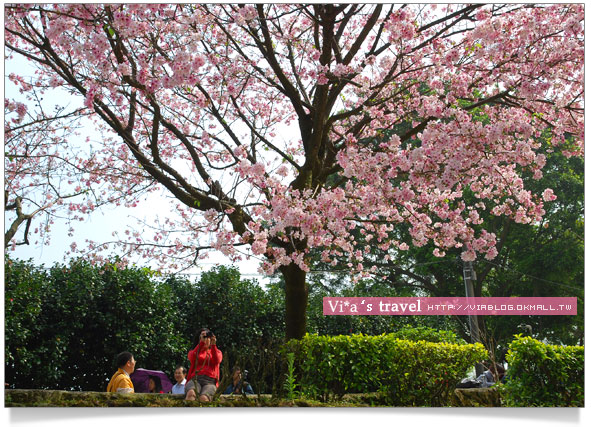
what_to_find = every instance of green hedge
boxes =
[501,335,584,407]
[283,333,486,406]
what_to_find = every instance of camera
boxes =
[205,330,214,338]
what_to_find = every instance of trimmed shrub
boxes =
[283,333,486,406]
[501,335,584,407]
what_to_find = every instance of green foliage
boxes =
[282,333,486,406]
[4,257,285,392]
[501,335,584,407]
[189,266,284,352]
[4,257,49,384]
[283,352,297,400]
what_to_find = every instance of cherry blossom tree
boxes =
[4,83,156,251]
[5,95,81,248]
[5,4,583,338]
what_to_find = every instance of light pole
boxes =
[463,257,485,376]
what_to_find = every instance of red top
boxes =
[186,341,223,386]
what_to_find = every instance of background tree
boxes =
[5,4,584,339]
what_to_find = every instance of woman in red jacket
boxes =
[185,328,223,402]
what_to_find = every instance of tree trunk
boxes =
[4,197,32,248]
[280,264,308,340]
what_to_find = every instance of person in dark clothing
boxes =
[223,366,254,395]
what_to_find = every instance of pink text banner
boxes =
[323,297,577,316]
